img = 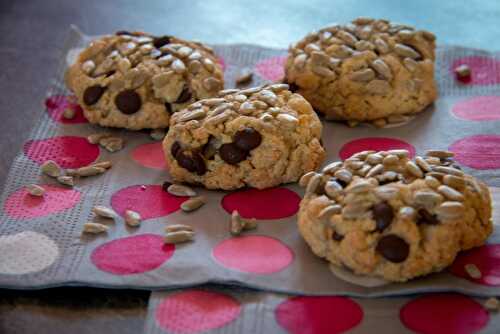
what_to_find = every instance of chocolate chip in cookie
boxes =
[153,35,171,49]
[115,89,141,114]
[219,143,247,165]
[176,150,206,175]
[233,128,262,151]
[83,85,106,106]
[175,86,192,104]
[376,234,409,263]
[165,102,172,115]
[373,201,394,232]
[171,141,181,158]
[332,231,344,241]
[417,209,439,225]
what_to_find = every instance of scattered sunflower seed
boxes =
[56,175,74,187]
[82,222,109,234]
[92,161,113,169]
[150,129,166,141]
[99,137,124,153]
[75,166,107,177]
[125,210,141,227]
[242,218,258,231]
[235,68,253,85]
[165,224,194,233]
[62,108,76,119]
[167,184,196,197]
[87,133,112,144]
[181,196,206,212]
[92,205,117,219]
[230,210,244,236]
[27,184,45,197]
[164,230,195,244]
[484,297,499,312]
[464,263,482,279]
[41,160,62,178]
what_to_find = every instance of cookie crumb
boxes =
[87,133,112,144]
[464,263,482,279]
[484,297,499,312]
[235,69,253,85]
[99,136,124,153]
[40,160,62,178]
[27,184,45,197]
[454,64,471,82]
[62,108,76,119]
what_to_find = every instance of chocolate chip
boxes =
[219,143,247,165]
[153,35,171,48]
[83,85,105,106]
[105,70,116,77]
[115,30,132,36]
[175,86,192,104]
[376,234,409,263]
[176,150,207,175]
[115,89,141,114]
[234,128,262,151]
[165,103,172,114]
[333,177,347,188]
[288,82,299,92]
[417,209,439,225]
[171,141,181,158]
[332,231,344,241]
[373,202,394,232]
[161,181,172,192]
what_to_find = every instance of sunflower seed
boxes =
[375,186,398,200]
[432,166,464,177]
[377,171,398,184]
[324,180,343,198]
[394,43,421,59]
[76,166,106,177]
[406,161,424,178]
[425,150,454,159]
[318,204,342,220]
[218,88,240,96]
[150,129,166,141]
[443,175,466,190]
[355,40,374,51]
[269,83,289,92]
[334,169,353,184]
[165,224,194,233]
[350,68,375,82]
[383,154,399,165]
[230,210,244,236]
[304,43,321,54]
[167,184,196,197]
[346,180,373,193]
[203,77,222,91]
[465,263,482,279]
[484,297,499,312]
[94,161,113,169]
[306,173,322,195]
[438,185,464,201]
[294,54,307,69]
[366,164,384,178]
[93,206,117,219]
[427,172,445,180]
[352,150,375,160]
[403,57,418,72]
[124,210,141,227]
[164,231,195,244]
[357,164,372,177]
[345,159,364,170]
[366,153,384,165]
[299,171,318,187]
[371,59,392,80]
[374,38,389,54]
[81,60,95,74]
[436,201,465,219]
[82,222,109,234]
[57,175,74,187]
[322,161,343,174]
[203,98,226,106]
[276,114,299,129]
[366,80,391,95]
[181,196,206,212]
[425,175,441,189]
[387,149,409,158]
[415,156,432,172]
[27,184,45,197]
[99,137,124,153]
[41,160,62,177]
[399,206,416,220]
[180,109,206,122]
[414,190,443,208]
[337,30,358,46]
[312,65,336,78]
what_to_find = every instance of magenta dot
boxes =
[451,56,500,86]
[221,187,300,220]
[275,296,363,334]
[339,137,416,160]
[449,134,500,169]
[155,290,241,334]
[131,142,167,170]
[24,136,100,169]
[255,55,287,81]
[91,234,174,275]
[452,96,500,121]
[3,185,81,220]
[450,244,500,286]
[45,95,88,124]
[213,235,294,274]
[110,185,187,220]
[400,294,489,334]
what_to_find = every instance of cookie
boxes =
[65,31,224,130]
[284,18,438,127]
[298,149,492,282]
[163,84,325,190]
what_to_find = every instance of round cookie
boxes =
[65,31,224,130]
[163,84,325,190]
[284,18,438,127]
[298,149,492,282]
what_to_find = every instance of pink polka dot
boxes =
[339,137,416,160]
[400,294,489,334]
[452,96,500,121]
[449,134,500,169]
[155,290,241,334]
[275,296,363,334]
[91,234,174,275]
[110,185,187,220]
[221,187,300,220]
[213,235,294,274]
[451,56,500,85]
[255,55,287,81]
[131,142,167,170]
[24,136,100,169]
[45,95,88,124]
[450,244,500,286]
[3,185,81,220]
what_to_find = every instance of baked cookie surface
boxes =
[65,31,224,130]
[298,149,492,282]
[285,18,438,127]
[163,84,325,190]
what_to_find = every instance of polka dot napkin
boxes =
[0,26,500,302]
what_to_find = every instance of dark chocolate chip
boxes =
[176,150,206,175]
[376,234,409,263]
[333,177,347,188]
[105,70,116,77]
[332,231,344,241]
[83,85,106,106]
[153,35,171,48]
[288,82,299,92]
[417,209,439,225]
[233,128,262,151]
[452,164,462,170]
[165,102,172,115]
[115,89,141,114]
[115,30,132,36]
[171,141,181,158]
[373,201,394,232]
[219,143,247,165]
[175,86,192,104]
[161,181,172,192]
